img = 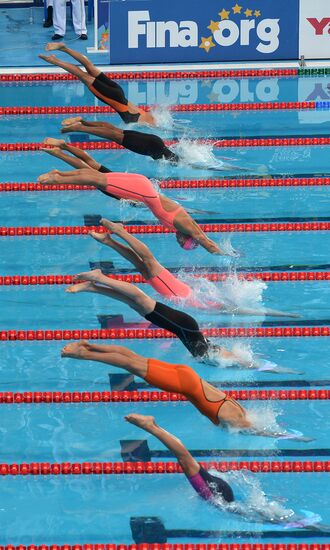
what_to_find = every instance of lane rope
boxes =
[0,388,329,403]
[0,460,328,475]
[1,101,326,116]
[1,177,330,193]
[0,221,328,237]
[1,271,329,286]
[0,544,328,550]
[0,68,298,83]
[2,136,330,152]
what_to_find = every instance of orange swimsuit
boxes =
[145,358,240,425]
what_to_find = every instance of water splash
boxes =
[178,269,266,312]
[171,139,225,168]
[206,340,256,369]
[215,469,297,524]
[150,105,180,130]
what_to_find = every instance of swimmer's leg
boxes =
[61,340,148,377]
[41,142,98,170]
[45,43,101,78]
[67,269,154,315]
[38,54,94,87]
[61,121,124,145]
[125,414,199,478]
[37,167,107,189]
[44,139,102,170]
[100,218,163,279]
[89,230,147,276]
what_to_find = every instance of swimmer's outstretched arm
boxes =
[244,428,313,442]
[125,414,199,478]
[222,306,300,318]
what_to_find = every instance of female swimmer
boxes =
[125,413,234,503]
[61,341,310,440]
[39,43,155,126]
[124,414,326,530]
[60,118,179,163]
[37,169,225,255]
[74,219,299,319]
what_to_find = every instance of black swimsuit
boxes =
[145,301,209,357]
[89,73,141,124]
[122,130,179,163]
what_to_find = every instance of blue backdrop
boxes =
[109,0,299,64]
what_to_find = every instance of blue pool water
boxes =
[0,72,329,544]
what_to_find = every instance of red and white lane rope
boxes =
[0,221,328,237]
[0,101,317,117]
[0,388,329,403]
[0,544,328,550]
[2,136,330,152]
[1,271,328,286]
[0,68,298,83]
[1,177,329,193]
[0,326,329,342]
[0,460,328,475]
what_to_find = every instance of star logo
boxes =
[201,79,212,88]
[199,36,216,53]
[232,4,242,14]
[207,20,220,33]
[254,9,261,17]
[218,8,230,19]
[207,91,219,102]
[244,8,253,17]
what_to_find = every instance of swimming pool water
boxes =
[0,72,329,545]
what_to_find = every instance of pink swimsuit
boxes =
[105,172,182,230]
[147,268,192,300]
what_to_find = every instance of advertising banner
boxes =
[109,0,299,64]
[299,0,330,59]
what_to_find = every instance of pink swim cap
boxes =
[176,231,200,250]
[182,237,199,250]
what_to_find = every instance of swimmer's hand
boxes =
[257,360,304,375]
[247,428,315,442]
[228,249,244,258]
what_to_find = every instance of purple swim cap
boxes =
[182,236,199,250]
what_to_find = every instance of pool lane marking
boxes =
[2,136,330,151]
[0,388,328,403]
[0,325,329,342]
[0,460,328,475]
[0,101,323,116]
[0,221,328,237]
[0,68,299,83]
[1,176,330,192]
[0,271,328,286]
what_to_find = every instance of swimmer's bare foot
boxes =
[61,339,90,358]
[73,268,104,284]
[125,413,158,432]
[40,146,61,155]
[38,54,60,66]
[62,116,83,127]
[100,218,124,235]
[45,41,66,51]
[43,137,66,147]
[37,170,59,183]
[66,281,96,293]
[61,122,83,134]
[89,230,114,246]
